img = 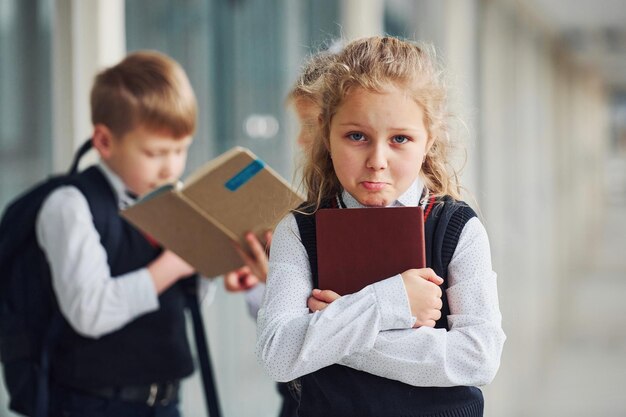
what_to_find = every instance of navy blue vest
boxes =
[50,167,194,389]
[293,197,484,417]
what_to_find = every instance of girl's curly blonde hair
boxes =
[300,36,462,211]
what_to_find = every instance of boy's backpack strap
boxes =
[71,166,124,269]
[182,277,222,417]
[68,139,93,175]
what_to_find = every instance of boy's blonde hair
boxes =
[301,36,461,210]
[90,50,197,139]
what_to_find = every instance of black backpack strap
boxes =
[425,198,476,330]
[33,140,96,417]
[68,138,93,175]
[293,199,334,289]
[72,167,124,268]
[294,211,318,288]
[441,203,477,272]
[184,277,222,417]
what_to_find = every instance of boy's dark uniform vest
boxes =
[52,166,195,389]
[293,197,484,417]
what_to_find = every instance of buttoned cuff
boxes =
[372,274,416,330]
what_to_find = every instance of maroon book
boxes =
[315,206,426,295]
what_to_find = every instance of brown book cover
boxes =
[316,206,426,295]
[121,146,304,277]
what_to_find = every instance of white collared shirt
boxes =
[36,162,213,339]
[256,179,506,386]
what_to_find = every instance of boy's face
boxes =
[98,125,192,196]
[329,84,432,207]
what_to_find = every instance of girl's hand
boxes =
[307,288,341,312]
[400,268,444,328]
[223,266,260,292]
[233,231,272,283]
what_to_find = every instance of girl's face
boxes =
[329,84,432,207]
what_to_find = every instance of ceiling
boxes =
[529,0,626,92]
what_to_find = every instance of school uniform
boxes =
[36,162,213,415]
[256,179,506,417]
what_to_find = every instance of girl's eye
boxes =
[391,135,409,144]
[348,133,365,141]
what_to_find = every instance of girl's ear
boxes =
[92,124,115,159]
[424,134,436,155]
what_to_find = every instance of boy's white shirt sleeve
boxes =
[256,214,505,386]
[198,276,217,305]
[36,185,159,339]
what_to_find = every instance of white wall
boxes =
[52,0,125,171]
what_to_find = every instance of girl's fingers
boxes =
[311,288,341,303]
[419,268,444,285]
[307,296,329,312]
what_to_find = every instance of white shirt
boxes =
[36,162,214,339]
[256,180,506,387]
[245,282,266,318]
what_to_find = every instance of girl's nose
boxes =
[366,144,388,170]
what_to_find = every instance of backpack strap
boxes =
[293,202,328,289]
[424,197,477,330]
[68,139,93,175]
[183,277,222,417]
[441,203,476,274]
[33,139,95,417]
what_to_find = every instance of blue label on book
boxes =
[225,159,265,191]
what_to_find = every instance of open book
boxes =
[316,206,426,295]
[121,146,303,277]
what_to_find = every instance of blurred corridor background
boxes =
[1,0,625,416]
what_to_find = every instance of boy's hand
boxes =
[224,266,260,292]
[307,288,341,312]
[148,250,195,294]
[233,231,272,283]
[401,268,443,328]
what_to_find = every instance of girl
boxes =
[256,36,505,417]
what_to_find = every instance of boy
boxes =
[38,51,199,416]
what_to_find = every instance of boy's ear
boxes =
[92,124,115,159]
